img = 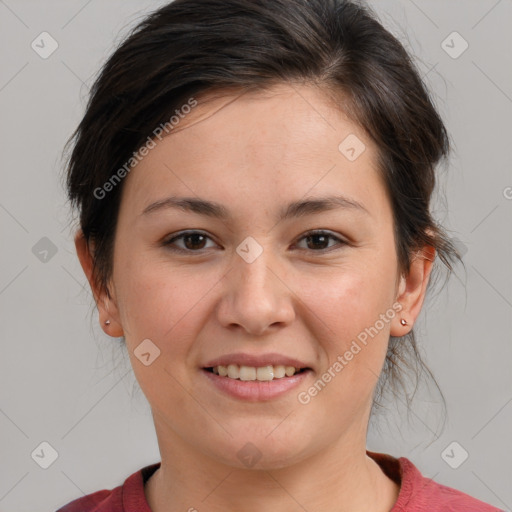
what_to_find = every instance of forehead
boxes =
[169,84,370,159]
[119,83,387,219]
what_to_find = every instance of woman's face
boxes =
[84,84,429,469]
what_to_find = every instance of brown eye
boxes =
[163,231,216,253]
[295,230,346,252]
[182,233,208,250]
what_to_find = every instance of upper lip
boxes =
[203,352,311,369]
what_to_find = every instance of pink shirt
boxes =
[56,451,505,511]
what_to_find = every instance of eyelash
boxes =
[162,230,347,254]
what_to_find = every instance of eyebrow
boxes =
[140,194,369,221]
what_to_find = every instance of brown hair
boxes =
[63,0,460,429]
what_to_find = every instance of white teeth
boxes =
[227,364,239,379]
[239,366,256,381]
[211,364,303,381]
[285,366,296,377]
[273,365,286,378]
[256,366,274,381]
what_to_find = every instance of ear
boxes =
[390,245,435,337]
[74,229,124,337]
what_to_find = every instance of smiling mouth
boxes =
[203,364,310,381]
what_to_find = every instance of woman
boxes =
[57,0,504,510]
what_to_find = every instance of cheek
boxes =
[301,262,394,339]
[299,262,396,395]
[116,268,177,339]
[113,256,224,366]
[114,244,200,329]
[114,261,211,402]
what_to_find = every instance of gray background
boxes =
[0,1,511,511]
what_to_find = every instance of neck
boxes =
[145,420,399,512]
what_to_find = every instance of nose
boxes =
[216,246,295,336]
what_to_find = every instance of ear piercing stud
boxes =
[104,297,112,327]
[400,318,408,326]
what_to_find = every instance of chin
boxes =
[206,431,314,471]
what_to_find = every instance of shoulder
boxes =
[55,462,160,512]
[394,455,505,512]
[55,487,120,512]
[422,479,505,512]
[367,451,504,512]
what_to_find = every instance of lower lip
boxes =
[201,368,312,401]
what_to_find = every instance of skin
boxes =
[76,83,434,511]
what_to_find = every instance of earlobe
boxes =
[390,246,435,337]
[74,230,124,337]
[100,296,124,337]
